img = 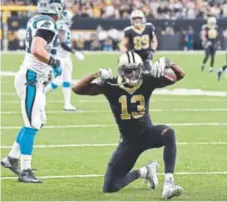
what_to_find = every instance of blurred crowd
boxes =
[2,0,227,51]
[2,0,227,19]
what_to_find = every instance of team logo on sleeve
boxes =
[41,21,52,29]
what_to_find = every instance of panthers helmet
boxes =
[118,52,143,86]
[62,10,74,26]
[37,0,64,20]
[130,10,146,27]
[207,16,217,26]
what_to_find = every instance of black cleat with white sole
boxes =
[1,156,20,175]
[18,169,42,183]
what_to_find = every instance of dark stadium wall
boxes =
[6,17,227,50]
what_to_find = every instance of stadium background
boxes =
[1,0,227,51]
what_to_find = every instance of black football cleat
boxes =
[216,70,222,81]
[18,169,42,183]
[201,64,205,72]
[1,156,20,175]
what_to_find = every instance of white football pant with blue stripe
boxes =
[15,69,46,130]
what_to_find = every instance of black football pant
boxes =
[103,125,177,193]
[203,45,216,67]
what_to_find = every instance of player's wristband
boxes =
[48,56,60,69]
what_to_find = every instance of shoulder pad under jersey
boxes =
[146,22,155,30]
[34,16,57,33]
[124,26,133,32]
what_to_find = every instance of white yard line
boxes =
[1,123,227,130]
[1,88,227,97]
[1,100,64,104]
[0,124,110,130]
[1,171,227,180]
[1,98,226,104]
[1,142,227,149]
[1,108,227,115]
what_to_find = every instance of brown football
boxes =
[163,67,177,83]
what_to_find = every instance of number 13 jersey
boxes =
[101,74,164,139]
[21,14,59,82]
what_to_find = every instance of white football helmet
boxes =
[37,0,64,20]
[118,52,143,86]
[62,10,74,26]
[207,16,217,26]
[130,10,146,27]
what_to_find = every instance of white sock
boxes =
[21,155,32,170]
[139,166,148,178]
[165,173,174,181]
[8,142,20,159]
[62,87,71,107]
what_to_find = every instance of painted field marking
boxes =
[1,108,227,115]
[1,171,227,180]
[1,123,227,130]
[1,88,227,97]
[1,142,227,149]
[2,98,225,104]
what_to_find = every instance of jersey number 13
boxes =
[119,95,145,120]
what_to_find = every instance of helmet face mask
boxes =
[130,10,146,28]
[132,17,143,27]
[119,64,143,86]
[118,52,144,86]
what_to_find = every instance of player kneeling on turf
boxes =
[72,52,185,199]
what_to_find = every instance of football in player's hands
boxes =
[163,66,177,83]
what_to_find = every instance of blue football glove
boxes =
[48,56,62,77]
[52,65,62,77]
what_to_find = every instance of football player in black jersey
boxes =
[201,16,219,72]
[120,10,158,71]
[72,52,185,199]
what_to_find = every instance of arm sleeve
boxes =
[60,42,74,53]
[124,28,131,38]
[36,18,57,32]
[35,29,55,44]
[34,18,57,43]
[148,23,155,38]
[143,73,173,89]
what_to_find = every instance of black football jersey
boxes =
[101,74,168,139]
[202,24,219,44]
[124,23,155,61]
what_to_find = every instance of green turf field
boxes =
[1,52,227,201]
